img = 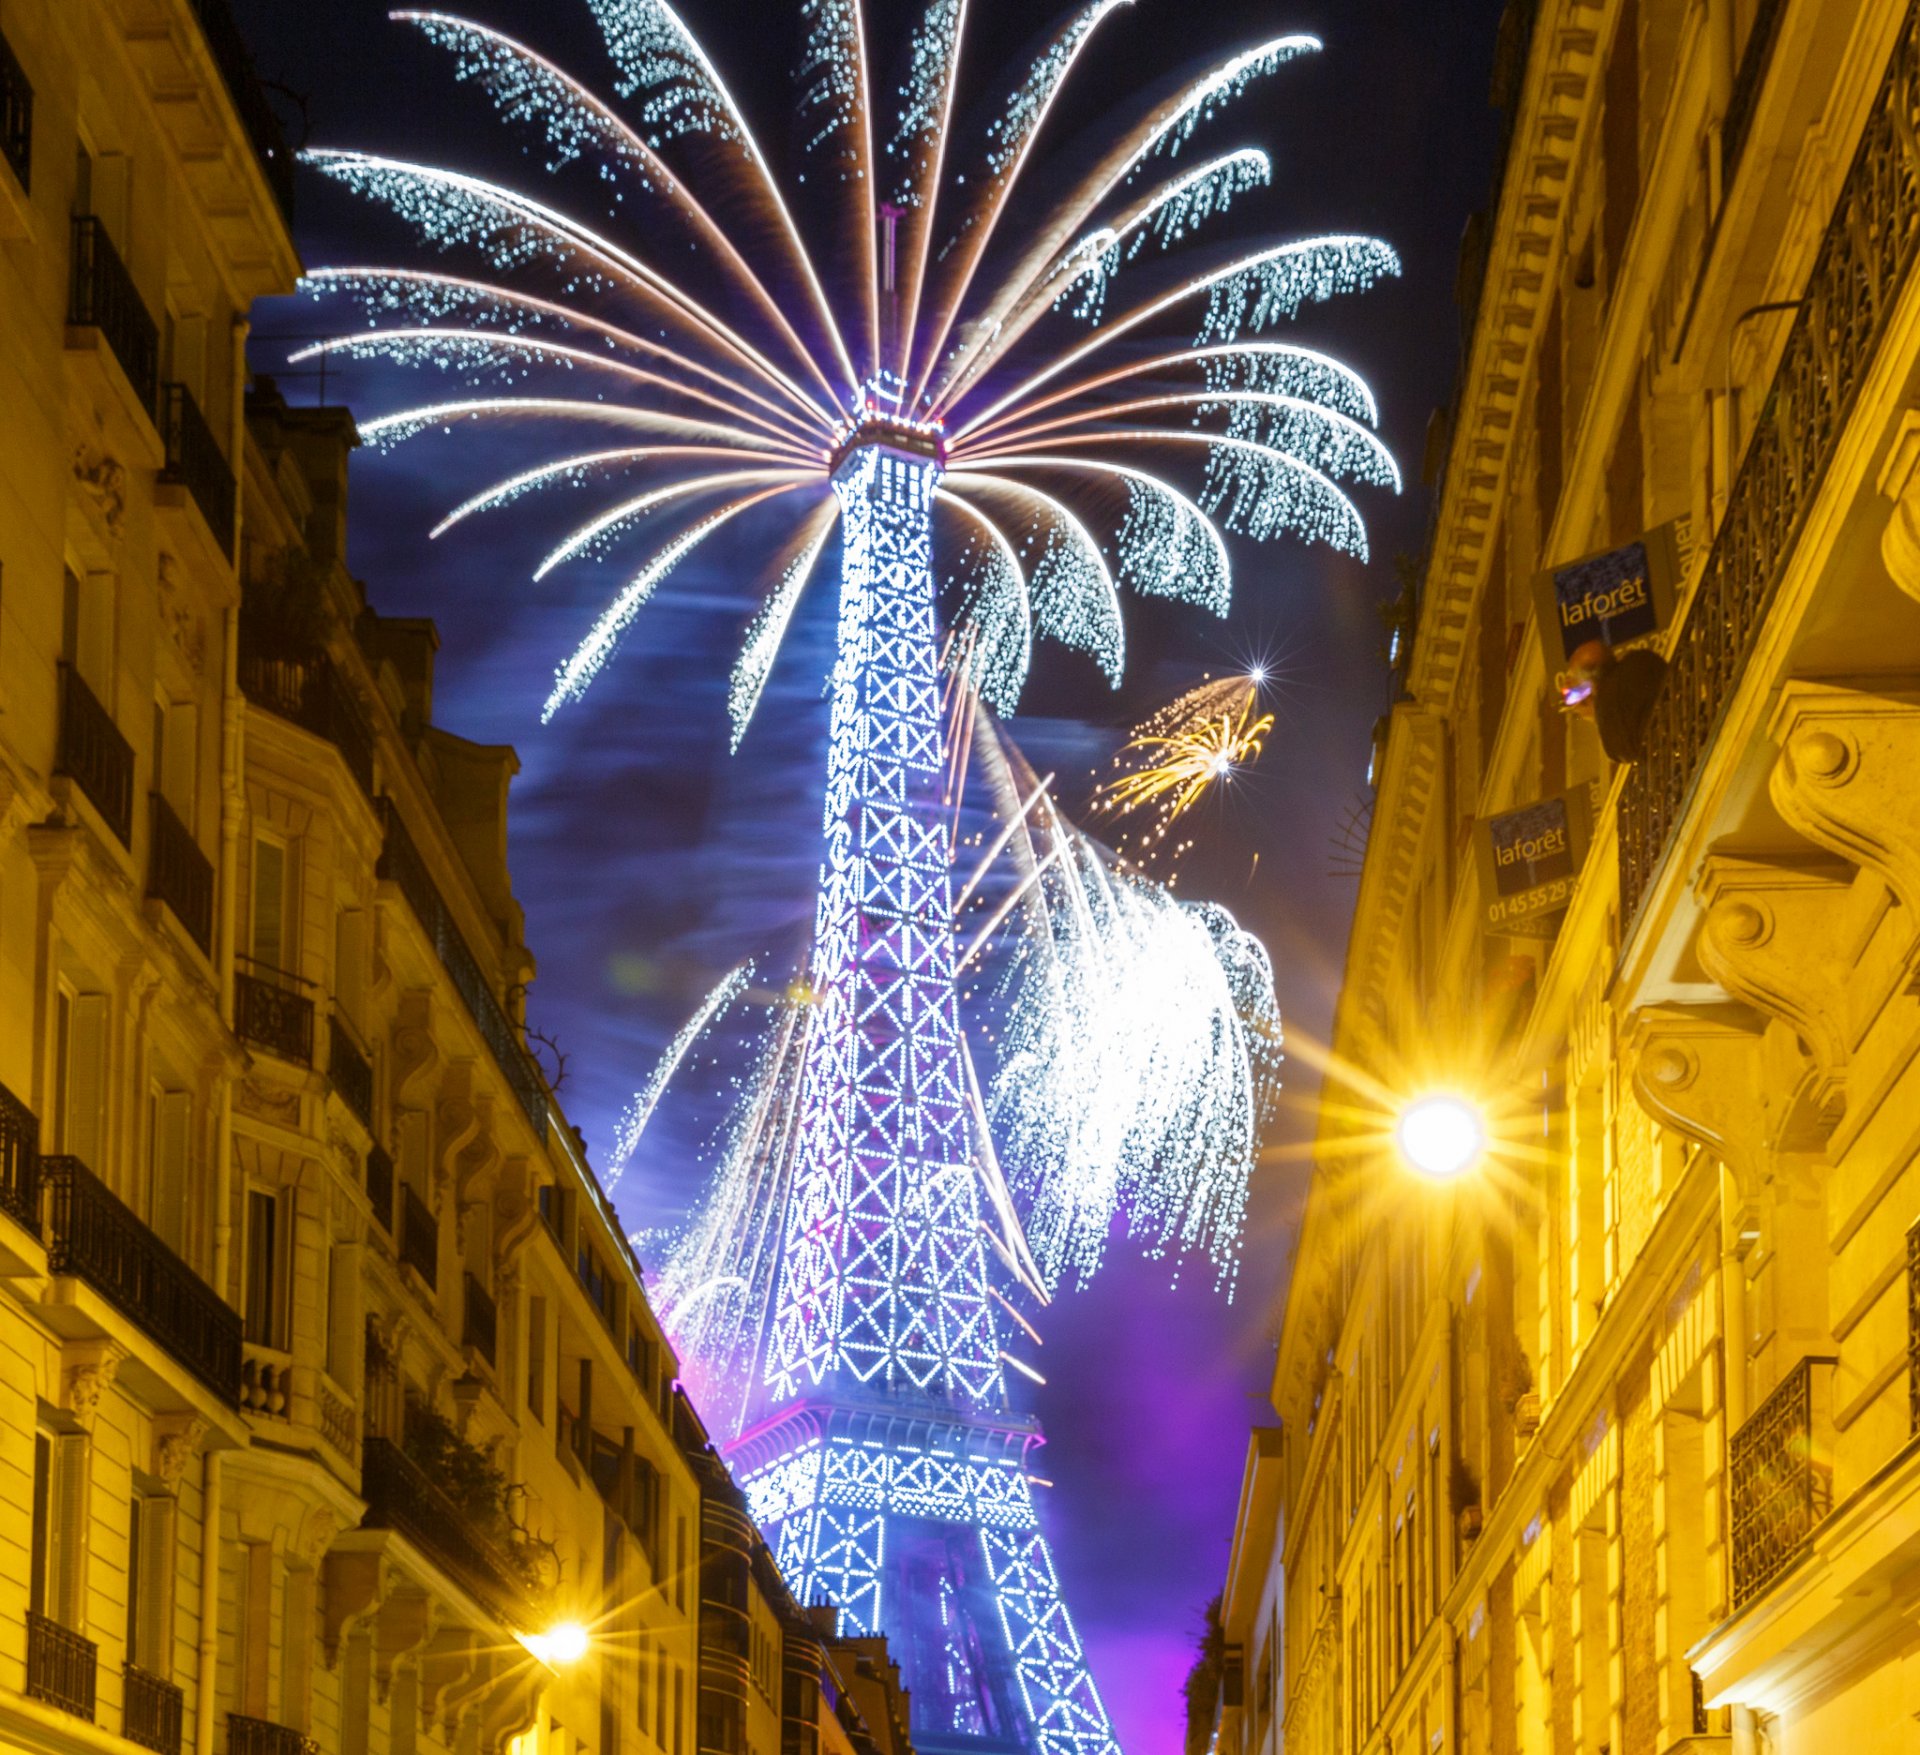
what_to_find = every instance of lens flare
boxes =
[1395,1094,1485,1181]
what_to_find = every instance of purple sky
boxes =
[234,2,1504,1743]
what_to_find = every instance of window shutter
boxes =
[48,1431,90,1629]
[151,1090,191,1258]
[66,993,109,1172]
[251,839,286,972]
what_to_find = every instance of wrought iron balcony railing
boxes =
[124,1664,183,1755]
[69,216,157,415]
[358,1436,529,1625]
[1909,1217,1920,1436]
[26,1612,96,1718]
[186,0,295,218]
[328,1014,373,1129]
[365,1141,394,1235]
[237,624,375,798]
[463,1271,496,1366]
[160,382,235,558]
[58,664,133,847]
[1620,2,1920,930]
[234,966,314,1066]
[42,1155,242,1401]
[148,794,213,955]
[0,1075,39,1237]
[1730,1355,1836,1609]
[377,801,548,1139]
[400,1182,437,1288]
[227,1714,317,1755]
[0,23,30,192]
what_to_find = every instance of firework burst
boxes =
[1094,672,1273,854]
[295,0,1398,729]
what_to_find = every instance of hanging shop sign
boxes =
[1534,518,1687,667]
[1476,787,1594,938]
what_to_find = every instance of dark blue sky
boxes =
[234,0,1505,1743]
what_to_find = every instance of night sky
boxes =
[232,0,1504,1743]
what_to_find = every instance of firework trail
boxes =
[606,960,753,1186]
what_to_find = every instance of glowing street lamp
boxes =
[1395,1093,1485,1181]
[519,1622,591,1670]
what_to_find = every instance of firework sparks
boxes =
[1095,673,1274,852]
[297,0,1396,734]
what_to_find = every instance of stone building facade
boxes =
[1219,0,1920,1751]
[0,9,913,1755]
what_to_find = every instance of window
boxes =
[152,696,197,826]
[527,1297,546,1422]
[31,1421,87,1627]
[674,1516,687,1612]
[249,836,294,978]
[671,1665,682,1755]
[244,1188,283,1348]
[62,565,116,701]
[333,908,366,1031]
[52,983,108,1168]
[126,1487,174,1675]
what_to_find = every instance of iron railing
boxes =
[58,664,133,847]
[463,1271,497,1366]
[227,1714,317,1755]
[1730,1356,1835,1608]
[42,1155,242,1401]
[234,968,313,1066]
[0,1076,39,1237]
[237,624,374,798]
[148,794,213,955]
[358,1436,529,1625]
[0,23,30,192]
[186,0,295,218]
[69,216,157,415]
[377,801,548,1139]
[124,1665,183,1755]
[160,382,235,559]
[1620,1,1920,929]
[365,1142,394,1235]
[400,1182,437,1288]
[328,1015,373,1129]
[26,1612,96,1718]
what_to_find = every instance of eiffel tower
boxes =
[727,433,1121,1755]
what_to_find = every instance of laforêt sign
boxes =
[1475,787,1594,937]
[1533,519,1688,667]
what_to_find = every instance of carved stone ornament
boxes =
[72,444,128,537]
[64,1346,126,1429]
[301,1508,339,1569]
[154,1415,210,1488]
[236,1076,302,1127]
[155,553,207,678]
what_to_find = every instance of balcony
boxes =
[58,664,134,847]
[240,1347,289,1417]
[377,801,548,1139]
[148,794,213,956]
[319,1381,358,1455]
[227,1714,316,1755]
[400,1182,437,1289]
[69,216,157,416]
[186,0,295,219]
[42,1154,242,1401]
[1619,7,1920,931]
[365,1142,394,1235]
[0,23,29,193]
[160,382,236,559]
[358,1436,530,1626]
[237,624,374,798]
[125,1665,183,1755]
[1730,1356,1836,1609]
[234,966,314,1066]
[26,1611,96,1719]
[463,1271,497,1367]
[0,1076,39,1237]
[328,1014,373,1129]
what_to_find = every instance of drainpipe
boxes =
[1718,1159,1748,1438]
[196,1446,224,1755]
